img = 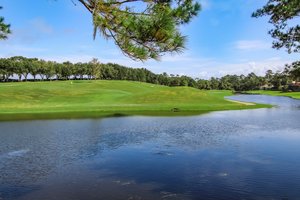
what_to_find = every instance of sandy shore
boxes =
[226,99,255,106]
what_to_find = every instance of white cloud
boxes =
[210,18,220,27]
[41,54,95,63]
[234,40,270,50]
[29,18,54,34]
[7,45,47,53]
[209,58,290,78]
[0,18,54,47]
[199,0,211,10]
[92,53,293,79]
[0,44,47,58]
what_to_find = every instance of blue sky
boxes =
[0,0,298,78]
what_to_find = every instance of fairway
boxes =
[0,80,268,120]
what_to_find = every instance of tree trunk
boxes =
[24,74,28,82]
[5,75,8,82]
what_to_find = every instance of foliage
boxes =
[0,56,299,92]
[285,60,300,81]
[78,0,200,61]
[252,0,300,53]
[0,6,11,40]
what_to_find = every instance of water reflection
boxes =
[0,95,300,200]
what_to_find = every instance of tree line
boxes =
[0,56,299,91]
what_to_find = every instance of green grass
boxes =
[0,80,269,120]
[247,90,300,99]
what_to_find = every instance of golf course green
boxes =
[247,90,300,99]
[0,80,269,120]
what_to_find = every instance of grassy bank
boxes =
[247,90,300,99]
[0,80,269,121]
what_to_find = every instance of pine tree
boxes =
[0,6,11,40]
[252,0,300,53]
[78,0,200,61]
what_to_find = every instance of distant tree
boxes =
[196,79,209,90]
[3,55,297,92]
[0,6,11,40]
[265,69,274,86]
[0,58,8,81]
[188,78,196,87]
[170,75,181,86]
[228,75,242,91]
[210,77,219,90]
[38,60,48,80]
[73,63,83,79]
[102,64,116,80]
[157,73,170,86]
[180,77,188,86]
[89,58,102,80]
[219,75,233,90]
[287,61,300,81]
[10,56,25,81]
[54,62,63,80]
[62,61,74,80]
[270,71,283,90]
[252,0,300,53]
[30,59,40,81]
[22,59,31,81]
[244,72,261,90]
[136,69,146,82]
[44,61,56,80]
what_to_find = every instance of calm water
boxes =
[0,95,300,200]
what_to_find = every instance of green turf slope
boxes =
[0,80,269,120]
[248,90,300,99]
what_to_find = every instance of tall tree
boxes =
[30,59,40,81]
[252,0,300,53]
[0,6,11,40]
[89,58,102,80]
[287,61,300,81]
[77,0,200,61]
[44,61,56,80]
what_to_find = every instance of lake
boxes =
[0,95,300,200]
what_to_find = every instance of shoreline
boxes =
[0,81,271,121]
[239,91,300,100]
[225,99,256,106]
[0,104,270,121]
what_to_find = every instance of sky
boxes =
[0,0,298,79]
